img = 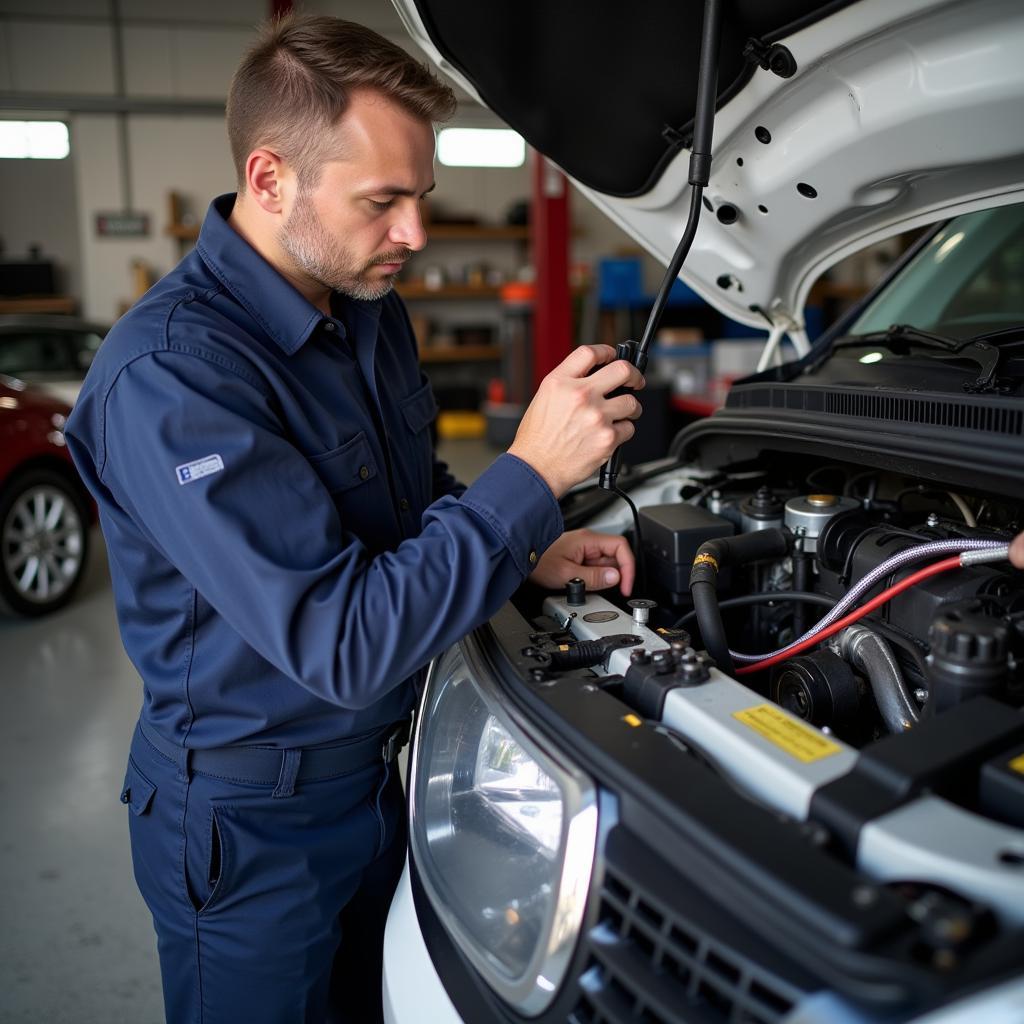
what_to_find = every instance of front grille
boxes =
[570,866,800,1024]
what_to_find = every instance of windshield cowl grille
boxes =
[726,385,1024,437]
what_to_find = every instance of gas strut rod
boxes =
[599,0,723,492]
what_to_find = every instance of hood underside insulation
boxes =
[411,0,853,196]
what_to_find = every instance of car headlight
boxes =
[409,636,598,1015]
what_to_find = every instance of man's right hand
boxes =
[508,345,645,498]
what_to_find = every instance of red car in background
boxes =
[0,374,92,616]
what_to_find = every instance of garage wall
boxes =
[0,152,81,296]
[0,0,645,324]
[70,113,235,321]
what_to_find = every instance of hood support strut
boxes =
[600,0,723,492]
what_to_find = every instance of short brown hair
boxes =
[226,14,457,189]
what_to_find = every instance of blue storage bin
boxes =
[598,257,645,306]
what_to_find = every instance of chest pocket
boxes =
[399,379,438,436]
[308,431,378,493]
[398,380,438,507]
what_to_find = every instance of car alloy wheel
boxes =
[0,469,89,616]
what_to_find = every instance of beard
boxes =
[279,190,409,301]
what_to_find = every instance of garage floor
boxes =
[0,439,496,1024]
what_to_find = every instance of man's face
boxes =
[278,89,436,301]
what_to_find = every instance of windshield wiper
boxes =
[834,324,1001,392]
[968,323,1024,347]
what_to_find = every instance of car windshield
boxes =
[849,204,1024,341]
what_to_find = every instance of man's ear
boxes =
[244,148,290,214]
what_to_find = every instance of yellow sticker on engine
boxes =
[732,704,842,763]
[1009,753,1024,776]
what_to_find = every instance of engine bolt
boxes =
[628,598,657,628]
[926,512,940,528]
[851,885,879,908]
[651,650,674,675]
[914,688,929,703]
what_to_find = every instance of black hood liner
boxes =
[412,0,855,197]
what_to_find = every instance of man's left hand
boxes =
[529,528,635,596]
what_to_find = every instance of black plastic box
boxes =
[640,503,734,599]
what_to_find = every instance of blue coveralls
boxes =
[65,194,564,1022]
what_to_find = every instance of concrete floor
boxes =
[0,438,497,1024]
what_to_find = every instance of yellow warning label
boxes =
[1009,753,1024,776]
[693,552,719,571]
[623,714,642,728]
[732,704,842,763]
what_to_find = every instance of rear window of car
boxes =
[0,330,102,377]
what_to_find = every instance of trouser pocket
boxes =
[121,747,190,921]
[185,801,226,915]
[120,757,157,815]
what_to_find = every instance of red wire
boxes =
[735,555,962,677]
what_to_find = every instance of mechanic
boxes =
[64,14,642,1024]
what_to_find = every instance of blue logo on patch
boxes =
[175,454,224,486]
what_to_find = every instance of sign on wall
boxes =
[95,212,150,238]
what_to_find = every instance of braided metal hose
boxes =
[730,538,1008,664]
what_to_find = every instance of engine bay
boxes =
[507,454,1024,999]
[552,456,1024,743]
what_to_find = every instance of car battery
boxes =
[639,503,734,603]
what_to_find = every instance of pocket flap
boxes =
[400,380,439,434]
[120,758,156,816]
[309,431,377,492]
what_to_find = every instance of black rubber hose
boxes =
[689,529,791,675]
[672,591,835,630]
[691,579,735,674]
[792,550,812,635]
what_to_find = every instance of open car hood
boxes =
[393,0,1024,337]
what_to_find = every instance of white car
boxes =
[385,2,1024,1022]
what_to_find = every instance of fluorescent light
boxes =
[437,128,525,168]
[0,121,70,159]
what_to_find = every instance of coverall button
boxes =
[323,320,337,332]
[358,465,370,480]
[528,550,538,565]
[399,498,410,512]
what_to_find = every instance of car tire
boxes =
[0,468,90,617]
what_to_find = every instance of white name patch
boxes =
[176,454,224,485]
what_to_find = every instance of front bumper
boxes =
[387,603,1024,1023]
[383,857,463,1024]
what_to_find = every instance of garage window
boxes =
[437,128,524,168]
[0,121,70,160]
